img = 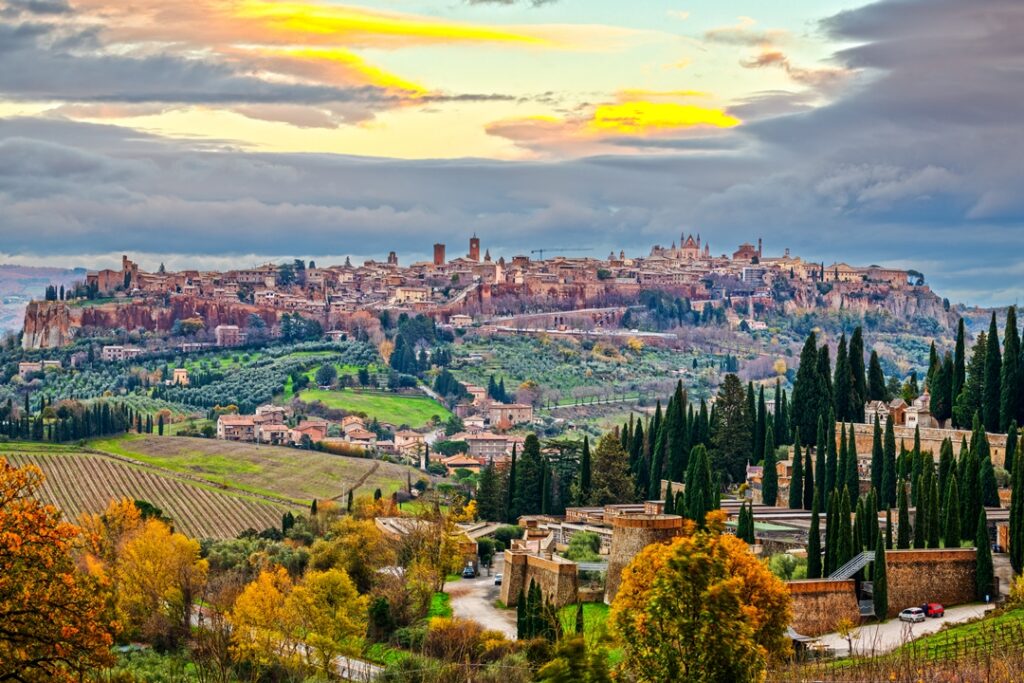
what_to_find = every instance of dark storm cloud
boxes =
[1,0,1023,305]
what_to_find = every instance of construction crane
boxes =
[530,247,592,260]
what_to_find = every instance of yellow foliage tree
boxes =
[627,336,644,353]
[116,518,208,643]
[773,359,788,376]
[610,511,791,683]
[310,516,396,593]
[0,459,114,680]
[287,568,368,674]
[379,339,395,364]
[230,567,297,678]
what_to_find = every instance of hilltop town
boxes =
[21,233,951,350]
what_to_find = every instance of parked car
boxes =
[461,566,476,579]
[899,607,926,623]
[921,603,945,618]
[494,573,503,585]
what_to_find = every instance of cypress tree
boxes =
[1010,451,1024,572]
[868,350,887,401]
[1006,421,1018,478]
[663,483,674,515]
[825,490,838,575]
[837,422,848,496]
[913,475,927,549]
[873,537,888,621]
[773,379,784,446]
[961,444,979,541]
[803,435,815,510]
[834,333,853,422]
[897,481,911,549]
[575,601,584,635]
[762,424,778,506]
[808,490,822,579]
[818,344,833,417]
[666,382,688,482]
[853,498,865,553]
[938,438,954,514]
[976,508,994,602]
[684,445,714,526]
[815,415,827,499]
[516,589,526,638]
[883,417,897,507]
[578,436,592,504]
[953,317,966,410]
[850,327,868,422]
[789,436,804,509]
[886,507,893,549]
[983,312,1002,433]
[506,444,518,522]
[746,383,757,459]
[755,385,766,469]
[1001,305,1021,431]
[980,457,999,508]
[825,414,838,496]
[945,475,961,549]
[540,463,551,514]
[871,415,884,503]
[793,332,822,445]
[846,423,860,506]
[927,475,941,549]
[838,489,853,568]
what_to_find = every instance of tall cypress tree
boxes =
[825,490,838,575]
[913,474,927,549]
[837,422,848,496]
[684,445,714,526]
[838,489,853,569]
[1006,421,1018,478]
[663,483,674,515]
[834,333,853,422]
[886,507,893,549]
[793,332,823,445]
[1011,451,1024,572]
[667,381,688,482]
[808,490,822,579]
[762,424,778,506]
[868,350,887,401]
[755,385,767,469]
[803,435,815,510]
[815,415,827,499]
[850,327,868,422]
[945,475,961,549]
[980,457,999,508]
[818,344,834,417]
[773,379,784,446]
[506,444,518,522]
[846,424,860,506]
[883,417,897,507]
[976,508,994,602]
[578,436,592,504]
[953,317,966,411]
[1001,306,1021,431]
[825,414,838,496]
[648,408,668,500]
[983,312,1002,433]
[897,481,911,549]
[938,438,954,513]
[789,435,803,510]
[871,415,884,502]
[873,537,888,621]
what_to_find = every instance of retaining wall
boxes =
[499,550,579,608]
[788,579,860,636]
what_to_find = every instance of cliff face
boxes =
[22,297,281,349]
[22,301,76,349]
[785,283,956,330]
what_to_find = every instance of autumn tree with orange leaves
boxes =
[0,458,114,681]
[610,511,791,683]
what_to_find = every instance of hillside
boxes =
[89,434,424,503]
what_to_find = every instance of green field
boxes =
[297,389,451,427]
[88,434,424,503]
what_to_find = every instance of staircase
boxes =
[828,551,874,580]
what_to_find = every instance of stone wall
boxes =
[848,423,1007,469]
[885,548,979,617]
[605,514,685,604]
[788,580,860,636]
[500,551,579,609]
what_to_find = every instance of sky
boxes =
[0,0,1022,305]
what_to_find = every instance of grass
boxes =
[87,433,419,504]
[884,606,1020,662]
[428,592,453,619]
[297,388,451,428]
[363,642,413,667]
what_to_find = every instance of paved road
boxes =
[445,557,517,639]
[816,603,995,657]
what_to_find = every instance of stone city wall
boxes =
[787,579,860,636]
[848,423,1006,468]
[885,548,979,618]
[499,551,579,609]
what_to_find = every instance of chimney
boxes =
[433,243,446,266]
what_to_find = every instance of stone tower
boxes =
[605,514,685,603]
[433,243,446,266]
[469,234,480,261]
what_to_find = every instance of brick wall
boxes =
[788,579,860,636]
[885,548,978,618]
[848,423,1007,468]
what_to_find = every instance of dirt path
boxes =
[445,557,517,639]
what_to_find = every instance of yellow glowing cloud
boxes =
[615,89,709,101]
[589,101,740,133]
[235,0,548,47]
[259,48,426,94]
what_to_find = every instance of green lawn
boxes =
[297,389,450,427]
[428,592,453,619]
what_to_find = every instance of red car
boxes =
[921,603,945,618]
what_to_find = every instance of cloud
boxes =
[740,49,850,90]
[667,10,690,21]
[465,0,558,5]
[703,16,788,47]
[1,0,1024,306]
